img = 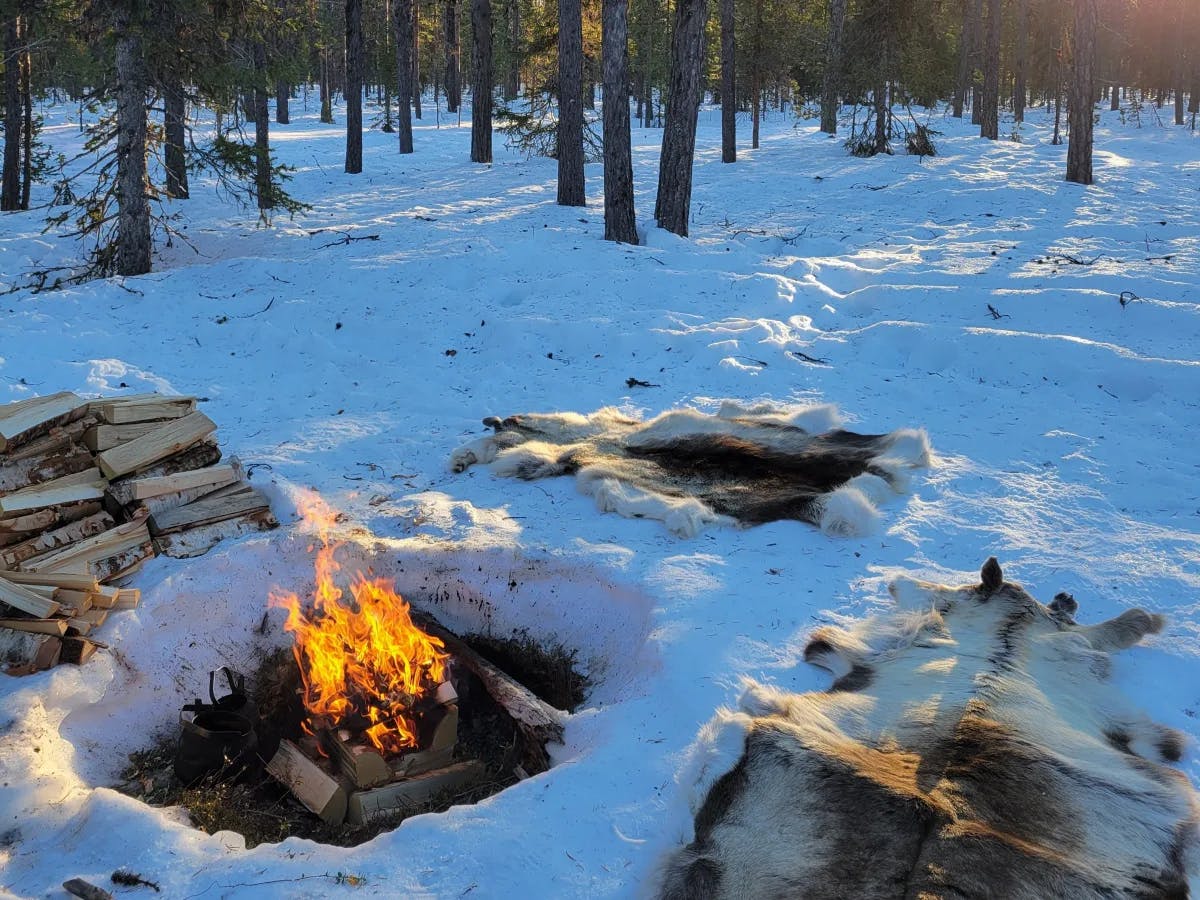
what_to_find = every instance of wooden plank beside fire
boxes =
[0,391,277,675]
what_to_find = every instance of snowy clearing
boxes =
[0,98,1198,898]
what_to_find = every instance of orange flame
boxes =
[270,491,448,755]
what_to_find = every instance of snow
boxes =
[1,95,1198,897]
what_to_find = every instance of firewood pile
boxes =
[0,391,278,675]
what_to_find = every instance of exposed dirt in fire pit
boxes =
[113,634,588,848]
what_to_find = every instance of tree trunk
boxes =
[819,0,846,134]
[253,43,273,210]
[114,20,151,275]
[719,0,735,160]
[751,0,761,149]
[412,2,423,119]
[276,81,290,124]
[602,0,637,243]
[2,14,20,212]
[979,0,1000,139]
[1052,51,1063,144]
[396,0,415,152]
[320,51,335,122]
[954,0,976,118]
[653,0,707,236]
[18,11,32,210]
[1111,82,1120,111]
[470,0,493,163]
[1066,0,1096,183]
[445,0,461,112]
[1013,0,1027,122]
[557,0,585,205]
[345,0,364,173]
[874,76,888,153]
[504,0,521,100]
[163,73,189,200]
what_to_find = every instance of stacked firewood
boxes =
[0,391,278,675]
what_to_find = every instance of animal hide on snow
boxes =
[449,401,931,537]
[659,559,1200,899]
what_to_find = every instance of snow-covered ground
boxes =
[0,95,1198,898]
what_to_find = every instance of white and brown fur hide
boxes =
[660,559,1199,899]
[450,401,931,537]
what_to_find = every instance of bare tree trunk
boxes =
[1052,49,1064,144]
[603,0,637,243]
[320,51,335,122]
[276,81,290,123]
[654,0,707,236]
[345,0,364,173]
[1110,81,1120,111]
[820,0,846,133]
[413,1,423,118]
[114,19,151,275]
[873,76,888,152]
[253,43,274,210]
[504,0,520,99]
[396,0,415,152]
[968,0,982,123]
[1066,0,1096,183]
[719,0,735,160]
[557,0,585,205]
[164,73,189,199]
[980,0,1000,139]
[751,0,761,149]
[954,0,976,118]
[18,11,31,210]
[445,0,461,112]
[1,13,20,212]
[1013,0,1027,122]
[470,0,493,162]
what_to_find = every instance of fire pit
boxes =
[259,495,563,826]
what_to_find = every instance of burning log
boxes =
[265,739,349,824]
[412,614,567,775]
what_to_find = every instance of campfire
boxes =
[264,492,479,825]
[263,492,565,827]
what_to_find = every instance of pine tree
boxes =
[719,0,735,160]
[345,0,364,173]
[653,0,706,235]
[471,0,493,162]
[558,0,586,204]
[1066,0,1097,183]
[602,0,637,242]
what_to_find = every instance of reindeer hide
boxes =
[450,401,930,537]
[660,559,1199,899]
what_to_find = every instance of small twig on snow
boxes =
[788,349,831,366]
[318,232,381,249]
[626,377,660,388]
[1118,291,1140,308]
[987,304,1010,320]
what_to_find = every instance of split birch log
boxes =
[90,394,196,425]
[95,412,216,479]
[108,460,241,506]
[61,637,100,665]
[1,415,93,461]
[0,469,107,516]
[345,760,486,826]
[1,571,100,592]
[149,486,271,535]
[411,613,566,774]
[0,617,68,636]
[0,392,87,452]
[153,508,279,559]
[52,589,94,613]
[0,575,61,617]
[83,422,160,453]
[0,509,57,535]
[108,439,221,483]
[0,511,115,570]
[266,740,348,824]
[20,521,150,574]
[112,588,140,610]
[0,443,94,493]
[1,630,61,674]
